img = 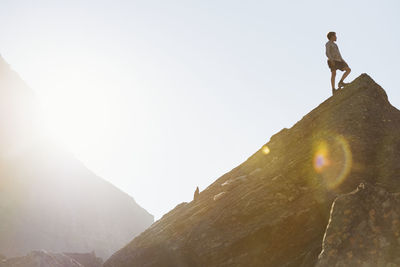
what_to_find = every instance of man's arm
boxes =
[326,43,334,61]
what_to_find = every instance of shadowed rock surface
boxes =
[317,183,400,267]
[104,74,400,267]
[0,55,154,260]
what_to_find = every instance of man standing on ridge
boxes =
[326,32,351,95]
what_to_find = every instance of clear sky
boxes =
[1,0,399,219]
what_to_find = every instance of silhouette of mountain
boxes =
[104,74,400,266]
[0,250,102,267]
[0,54,153,260]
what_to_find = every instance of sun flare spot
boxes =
[262,145,270,154]
[314,142,329,172]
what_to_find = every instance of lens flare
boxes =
[314,141,329,172]
[313,135,352,189]
[262,145,270,154]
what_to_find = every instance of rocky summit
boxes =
[104,74,400,267]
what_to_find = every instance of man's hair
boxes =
[327,32,336,40]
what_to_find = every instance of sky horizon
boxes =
[1,0,400,219]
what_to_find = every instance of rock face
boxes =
[104,74,400,267]
[317,183,400,267]
[0,55,154,260]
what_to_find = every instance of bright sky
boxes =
[1,0,399,219]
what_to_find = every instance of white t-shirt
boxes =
[325,41,344,62]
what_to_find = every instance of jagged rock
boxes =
[0,251,104,267]
[64,252,103,267]
[317,183,400,267]
[0,250,83,267]
[104,74,400,267]
[0,54,154,259]
[193,186,200,201]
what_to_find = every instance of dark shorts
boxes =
[327,60,349,72]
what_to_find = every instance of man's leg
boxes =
[340,66,351,83]
[331,70,336,91]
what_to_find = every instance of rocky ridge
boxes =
[104,74,400,267]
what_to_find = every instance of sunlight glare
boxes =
[262,145,270,154]
[313,135,352,190]
[313,141,329,172]
[34,49,123,154]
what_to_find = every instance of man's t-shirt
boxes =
[325,40,344,62]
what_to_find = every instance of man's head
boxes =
[327,32,337,41]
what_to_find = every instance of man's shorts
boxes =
[327,60,349,72]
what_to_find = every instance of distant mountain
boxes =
[0,54,154,260]
[104,74,400,266]
[0,250,103,267]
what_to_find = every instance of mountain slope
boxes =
[0,54,154,260]
[104,74,400,266]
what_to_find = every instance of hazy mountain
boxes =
[104,74,400,266]
[0,250,102,267]
[0,54,154,260]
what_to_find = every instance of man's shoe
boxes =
[338,80,348,88]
